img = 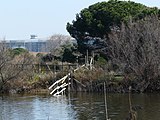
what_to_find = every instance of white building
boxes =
[3,35,48,52]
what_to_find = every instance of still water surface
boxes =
[0,92,160,120]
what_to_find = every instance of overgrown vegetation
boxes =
[108,15,160,92]
[66,0,160,92]
[1,0,160,93]
[67,0,159,54]
[0,45,34,93]
[10,48,28,56]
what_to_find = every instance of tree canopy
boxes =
[10,48,28,56]
[66,0,159,53]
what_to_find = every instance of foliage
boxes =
[96,56,107,65]
[36,43,78,63]
[61,44,77,63]
[10,48,28,56]
[41,53,54,62]
[42,34,75,63]
[74,67,104,82]
[108,15,160,92]
[66,0,159,53]
[46,34,72,53]
[0,44,34,92]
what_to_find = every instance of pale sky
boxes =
[0,0,159,40]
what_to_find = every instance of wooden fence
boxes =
[10,63,77,73]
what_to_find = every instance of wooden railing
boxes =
[8,63,77,73]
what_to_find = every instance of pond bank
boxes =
[69,79,160,93]
[1,73,160,94]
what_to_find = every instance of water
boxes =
[0,93,160,120]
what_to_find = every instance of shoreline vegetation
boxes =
[1,0,160,94]
[2,64,160,94]
[0,47,160,94]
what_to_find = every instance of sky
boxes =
[0,0,159,40]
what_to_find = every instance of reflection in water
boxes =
[70,93,160,120]
[0,94,77,120]
[0,93,160,120]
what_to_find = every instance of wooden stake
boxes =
[86,49,89,65]
[104,82,110,120]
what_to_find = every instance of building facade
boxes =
[3,38,48,52]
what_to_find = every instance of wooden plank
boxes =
[53,88,66,96]
[50,83,70,95]
[48,75,68,90]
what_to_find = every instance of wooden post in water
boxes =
[104,82,110,120]
[129,86,132,114]
[128,86,137,120]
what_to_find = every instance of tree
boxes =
[46,34,72,53]
[10,48,28,56]
[66,0,159,54]
[61,44,77,63]
[43,34,77,62]
[0,42,33,92]
[108,15,160,92]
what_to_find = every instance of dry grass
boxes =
[74,67,105,83]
